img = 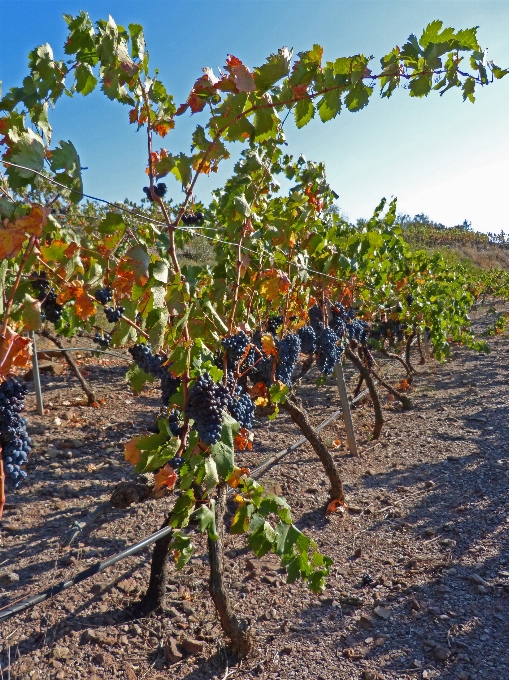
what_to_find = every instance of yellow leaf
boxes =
[10,204,49,237]
[124,436,142,466]
[261,333,277,356]
[0,226,27,260]
[254,396,268,407]
[75,292,96,320]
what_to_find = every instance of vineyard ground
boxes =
[0,305,508,680]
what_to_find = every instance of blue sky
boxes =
[1,1,508,233]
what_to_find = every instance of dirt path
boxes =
[0,304,508,680]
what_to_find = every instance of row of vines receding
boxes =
[0,12,508,655]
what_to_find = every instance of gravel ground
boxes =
[0,302,508,680]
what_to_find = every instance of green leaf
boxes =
[75,63,98,95]
[210,413,240,479]
[203,457,219,491]
[230,503,251,534]
[253,106,280,142]
[168,531,194,569]
[151,260,168,284]
[294,98,315,129]
[233,194,251,217]
[344,83,372,111]
[98,211,124,235]
[462,77,476,103]
[408,74,432,98]
[254,47,293,91]
[49,140,83,203]
[170,490,196,529]
[317,89,342,122]
[147,308,169,352]
[248,519,276,557]
[9,129,45,179]
[128,23,145,60]
[126,361,153,393]
[269,381,288,404]
[127,244,150,284]
[21,294,42,331]
[194,501,218,540]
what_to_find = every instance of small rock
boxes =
[424,480,435,489]
[0,571,19,583]
[123,664,137,680]
[433,646,450,662]
[457,672,470,680]
[424,527,437,537]
[52,646,70,660]
[373,606,391,620]
[466,573,489,587]
[181,637,205,655]
[358,614,374,629]
[362,671,382,680]
[92,652,115,667]
[281,645,293,655]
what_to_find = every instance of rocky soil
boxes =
[0,303,508,680]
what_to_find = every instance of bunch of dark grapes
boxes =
[169,410,183,437]
[316,327,342,375]
[181,212,204,226]
[186,373,228,446]
[297,325,316,354]
[136,312,143,326]
[93,332,111,348]
[308,304,324,336]
[267,315,284,334]
[0,379,31,488]
[143,183,167,201]
[94,287,112,304]
[406,293,414,306]
[226,383,255,430]
[168,455,184,471]
[30,272,63,323]
[249,330,275,385]
[129,344,180,405]
[222,331,250,369]
[346,318,369,344]
[104,306,125,323]
[275,334,301,386]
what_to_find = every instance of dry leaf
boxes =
[124,436,143,466]
[326,499,348,515]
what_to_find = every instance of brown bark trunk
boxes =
[380,344,413,383]
[346,348,384,439]
[370,366,413,410]
[208,483,251,657]
[281,395,344,501]
[135,515,173,616]
[353,374,364,398]
[417,333,426,365]
[40,330,97,405]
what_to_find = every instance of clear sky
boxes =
[1,1,508,233]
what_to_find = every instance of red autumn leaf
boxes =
[292,84,309,99]
[129,108,138,124]
[154,464,178,491]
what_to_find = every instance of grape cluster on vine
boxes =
[275,334,301,386]
[94,287,112,304]
[104,306,125,323]
[186,373,228,446]
[143,183,167,201]
[30,272,63,323]
[0,379,31,488]
[129,344,180,405]
[222,331,250,369]
[181,212,204,225]
[93,332,111,348]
